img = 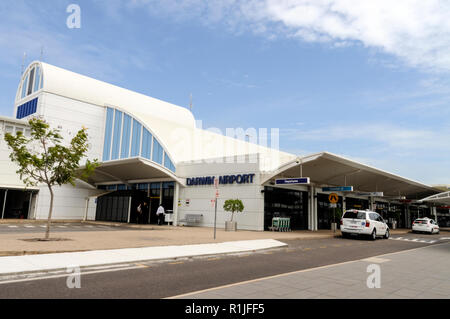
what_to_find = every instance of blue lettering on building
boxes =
[187,174,255,186]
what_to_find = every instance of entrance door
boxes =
[317,194,343,230]
[264,187,308,230]
[148,183,161,224]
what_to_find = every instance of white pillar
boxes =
[173,182,180,226]
[342,195,346,212]
[313,187,318,231]
[1,190,7,219]
[308,187,312,230]
[127,196,132,223]
[83,197,89,221]
[370,197,375,211]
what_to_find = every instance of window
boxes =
[102,107,114,161]
[141,128,152,159]
[21,74,29,99]
[343,211,366,219]
[27,68,35,96]
[111,110,122,160]
[33,66,41,93]
[152,138,163,164]
[5,125,13,134]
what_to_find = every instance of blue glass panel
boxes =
[33,66,41,92]
[21,74,28,99]
[152,138,163,164]
[130,119,141,157]
[106,185,117,191]
[120,114,131,159]
[164,154,176,172]
[150,182,161,190]
[40,74,43,89]
[117,184,127,190]
[141,128,152,159]
[137,183,149,190]
[102,108,114,161]
[111,110,123,160]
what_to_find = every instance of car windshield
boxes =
[343,211,366,219]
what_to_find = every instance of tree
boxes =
[4,118,98,240]
[223,199,244,222]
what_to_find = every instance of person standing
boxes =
[156,204,165,225]
[136,202,143,224]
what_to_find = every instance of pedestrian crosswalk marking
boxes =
[390,237,443,244]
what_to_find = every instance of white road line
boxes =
[0,265,146,285]
[57,226,67,228]
[8,226,18,228]
[24,226,35,228]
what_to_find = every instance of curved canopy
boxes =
[262,152,439,199]
[420,191,450,205]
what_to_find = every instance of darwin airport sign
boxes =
[186,174,256,186]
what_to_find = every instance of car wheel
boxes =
[342,232,348,239]
[384,229,390,239]
[371,229,377,241]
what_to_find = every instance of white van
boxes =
[340,210,390,240]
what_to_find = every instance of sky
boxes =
[0,0,449,185]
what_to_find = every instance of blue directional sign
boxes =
[322,186,354,192]
[275,178,310,185]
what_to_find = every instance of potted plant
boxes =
[223,199,244,231]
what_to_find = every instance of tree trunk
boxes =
[45,186,54,240]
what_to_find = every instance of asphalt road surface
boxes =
[0,231,448,299]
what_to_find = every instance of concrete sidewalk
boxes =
[172,242,450,299]
[0,239,287,276]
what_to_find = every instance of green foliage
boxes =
[3,117,99,239]
[223,199,244,222]
[4,118,99,188]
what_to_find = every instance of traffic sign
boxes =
[329,193,339,204]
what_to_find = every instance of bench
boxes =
[179,214,203,226]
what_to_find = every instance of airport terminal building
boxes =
[1,61,448,230]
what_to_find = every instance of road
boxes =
[0,231,448,299]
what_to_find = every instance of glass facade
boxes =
[96,181,175,224]
[102,107,175,173]
[264,187,308,230]
[317,193,343,230]
[17,64,43,102]
[16,97,38,119]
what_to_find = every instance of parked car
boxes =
[340,209,389,240]
[412,218,440,234]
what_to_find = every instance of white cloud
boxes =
[283,124,450,151]
[124,0,450,72]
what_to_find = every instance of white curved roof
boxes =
[37,62,196,129]
[16,61,294,168]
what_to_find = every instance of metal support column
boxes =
[313,186,318,231]
[173,182,180,226]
